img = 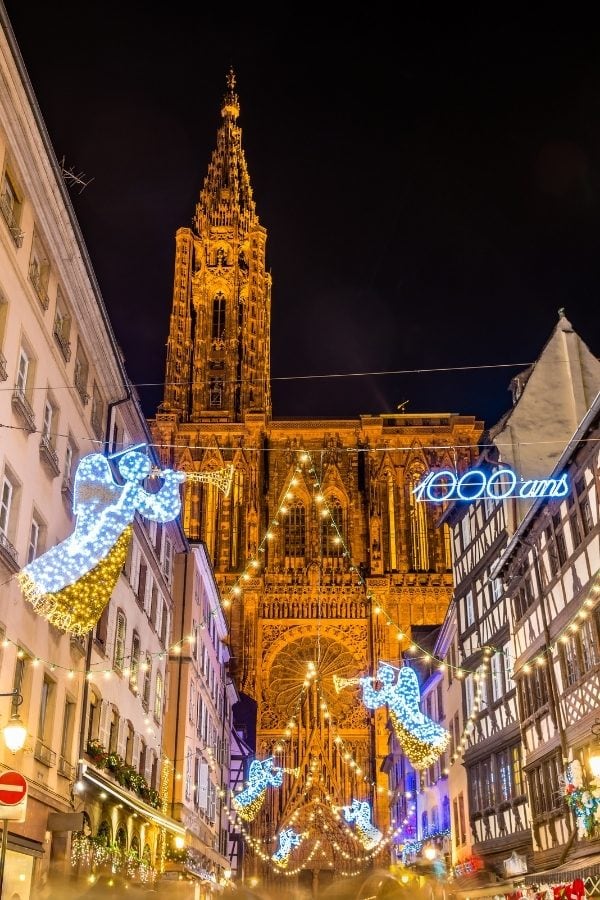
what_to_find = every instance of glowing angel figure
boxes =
[272,828,302,867]
[18,446,185,635]
[342,799,383,850]
[231,757,285,822]
[360,662,450,771]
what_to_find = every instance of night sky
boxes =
[4,6,600,430]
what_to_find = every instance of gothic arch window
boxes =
[407,467,429,572]
[384,470,398,571]
[131,835,140,857]
[284,500,306,567]
[184,481,201,541]
[211,293,226,340]
[231,468,244,568]
[321,497,344,564]
[201,482,221,559]
[115,825,127,851]
[97,820,112,846]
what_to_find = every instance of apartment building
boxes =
[0,8,188,896]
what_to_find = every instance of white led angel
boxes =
[18,445,185,635]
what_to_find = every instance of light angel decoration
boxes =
[17,445,234,636]
[232,757,287,822]
[335,661,450,770]
[272,827,303,868]
[341,799,382,850]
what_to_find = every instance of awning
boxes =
[522,851,600,886]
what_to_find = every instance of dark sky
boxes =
[5,5,600,428]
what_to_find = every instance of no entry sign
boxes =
[0,771,28,822]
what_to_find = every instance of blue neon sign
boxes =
[412,467,569,503]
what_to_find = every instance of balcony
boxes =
[74,372,89,406]
[34,738,57,767]
[0,192,24,247]
[29,266,49,311]
[58,757,76,779]
[53,319,72,362]
[39,433,61,478]
[11,387,36,433]
[0,351,7,382]
[0,529,19,572]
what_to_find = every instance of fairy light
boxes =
[341,799,382,850]
[231,758,286,822]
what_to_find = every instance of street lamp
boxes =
[1,691,27,754]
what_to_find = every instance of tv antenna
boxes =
[59,156,94,193]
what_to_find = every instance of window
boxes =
[513,563,535,620]
[321,497,344,562]
[15,347,30,398]
[560,621,599,687]
[529,751,562,818]
[465,591,475,627]
[38,676,54,745]
[125,721,134,765]
[114,611,126,670]
[491,650,505,702]
[469,745,524,814]
[108,708,120,754]
[211,293,226,340]
[139,739,147,778]
[284,500,306,563]
[150,585,158,628]
[519,664,548,718]
[0,470,19,551]
[142,655,152,710]
[208,375,224,408]
[130,632,140,692]
[74,341,89,405]
[465,674,475,718]
[154,672,163,721]
[160,603,169,646]
[61,699,75,763]
[408,469,429,571]
[137,562,147,608]
[457,793,467,845]
[12,650,30,716]
[53,287,72,361]
[442,796,450,830]
[91,383,104,438]
[29,233,50,310]
[575,478,594,537]
[27,515,42,563]
[0,168,24,245]
[64,441,75,488]
[87,691,101,744]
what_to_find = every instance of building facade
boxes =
[444,313,600,897]
[149,71,483,884]
[495,388,600,893]
[163,542,237,894]
[0,8,195,896]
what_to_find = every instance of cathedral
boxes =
[149,70,483,883]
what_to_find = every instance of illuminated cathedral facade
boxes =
[150,71,483,880]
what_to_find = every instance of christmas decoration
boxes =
[272,828,302,867]
[341,799,382,850]
[18,445,185,635]
[359,662,449,770]
[231,757,285,822]
[563,760,600,839]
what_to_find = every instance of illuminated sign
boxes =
[412,467,569,503]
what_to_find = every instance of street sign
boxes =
[0,771,28,823]
[0,771,27,805]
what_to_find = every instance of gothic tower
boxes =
[150,72,483,885]
[160,68,271,423]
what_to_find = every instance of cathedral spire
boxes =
[221,66,240,121]
[197,67,255,229]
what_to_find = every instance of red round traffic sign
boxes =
[0,770,27,805]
